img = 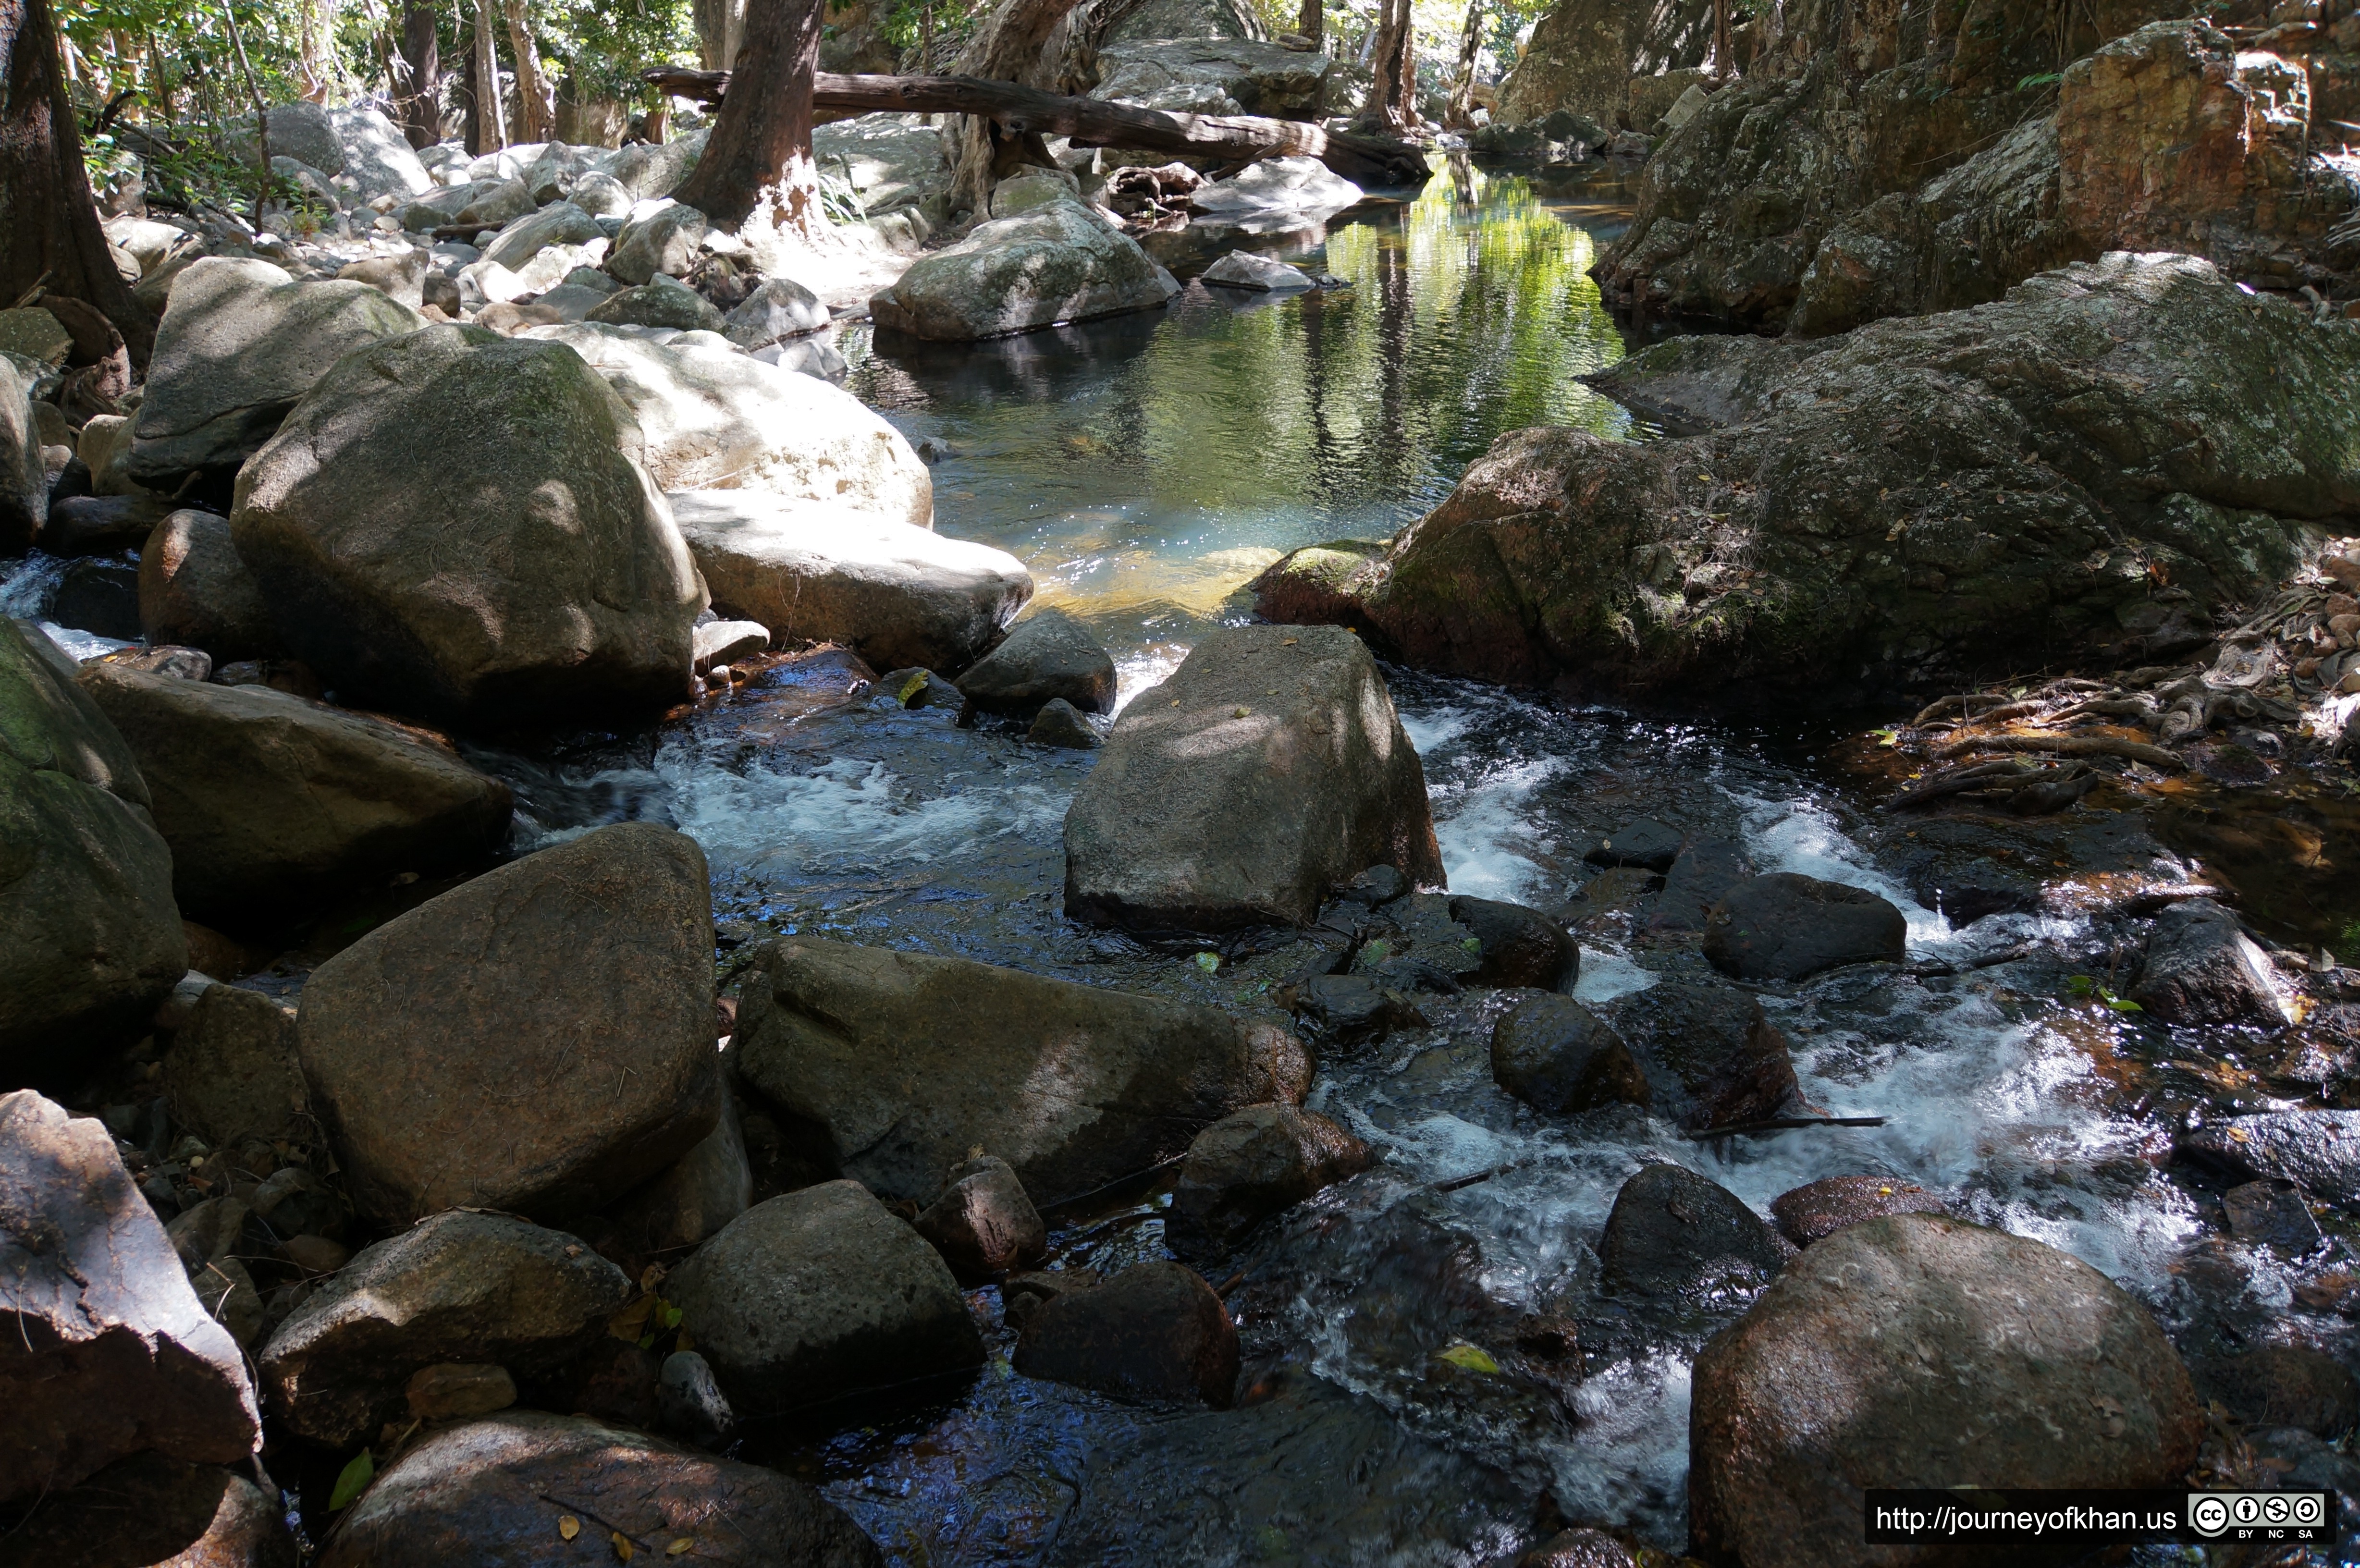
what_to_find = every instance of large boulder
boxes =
[1688,1213,2203,1568]
[329,105,433,199]
[870,197,1180,341]
[1095,39,1328,118]
[1102,0,1263,44]
[0,619,186,1075]
[733,935,1312,1206]
[259,1211,631,1446]
[665,1180,985,1414]
[0,1091,260,1503]
[0,353,43,554]
[813,114,950,215]
[669,490,1029,672]
[1493,0,1709,126]
[2128,897,2285,1026]
[127,258,428,489]
[0,1452,293,1568]
[77,663,513,923]
[523,322,930,514]
[1064,625,1443,931]
[315,1411,881,1568]
[137,508,282,660]
[230,324,703,726]
[1272,255,2348,696]
[297,823,722,1226]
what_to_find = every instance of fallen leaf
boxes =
[1436,1342,1499,1374]
[328,1450,375,1511]
[560,1517,582,1541]
[614,1531,635,1561]
[668,1541,695,1557]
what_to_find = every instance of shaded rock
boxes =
[37,494,175,557]
[335,250,428,310]
[1166,1103,1369,1258]
[1013,1260,1239,1407]
[606,202,710,286]
[2178,1110,2360,1207]
[0,355,43,554]
[0,1452,293,1568]
[230,324,703,726]
[1200,249,1316,291]
[1598,1162,1783,1300]
[0,1091,259,1503]
[1064,625,1442,931]
[812,114,950,211]
[2193,1344,2359,1438]
[956,607,1116,714]
[2223,1177,2323,1255]
[404,1361,517,1422]
[127,258,427,488]
[1651,835,1751,931]
[914,1153,1047,1277]
[258,1209,630,1447]
[1340,863,1408,905]
[666,1180,984,1415]
[1289,971,1409,1045]
[1585,817,1682,872]
[1688,1213,2205,1568]
[670,490,1029,675]
[725,274,829,349]
[50,557,142,638]
[871,197,1180,341]
[2129,897,2284,1027]
[657,1349,734,1448]
[1248,538,1387,627]
[1029,696,1102,747]
[1596,982,1800,1132]
[1449,894,1577,990]
[867,664,965,711]
[315,1410,881,1568]
[1490,992,1650,1115]
[1348,889,1484,993]
[1096,38,1328,117]
[1768,1174,1948,1248]
[600,1085,752,1257]
[1493,0,1710,127]
[527,323,929,513]
[734,935,1310,1205]
[1187,155,1361,220]
[522,1338,661,1430]
[78,664,513,922]
[298,822,721,1226]
[138,509,282,661]
[0,620,186,1073]
[1703,872,1906,981]
[586,274,725,331]
[161,983,306,1149]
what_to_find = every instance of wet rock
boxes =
[1248,538,1387,627]
[1703,872,1907,981]
[136,509,281,662]
[258,1209,629,1447]
[670,490,1030,674]
[1013,1260,1239,1407]
[2180,1111,2360,1207]
[1598,1162,1783,1301]
[298,822,721,1226]
[37,494,175,557]
[50,557,142,638]
[1515,1528,1666,1568]
[161,983,306,1148]
[956,607,1117,715]
[657,1349,734,1447]
[725,275,830,350]
[1029,696,1102,748]
[525,1338,662,1429]
[1449,894,1577,990]
[1167,1103,1370,1258]
[1490,992,1650,1115]
[1584,817,1682,872]
[1188,155,1361,221]
[1289,971,1413,1045]
[1350,892,1483,994]
[1200,249,1316,292]
[127,258,427,489]
[871,196,1180,341]
[666,1180,984,1415]
[914,1153,1047,1277]
[1688,1214,2203,1568]
[1596,983,1800,1132]
[0,1091,259,1503]
[0,355,45,553]
[315,1410,882,1568]
[2223,1178,2323,1256]
[1341,863,1409,905]
[1065,625,1442,931]
[2191,1346,2360,1438]
[1768,1174,1948,1248]
[1651,835,1751,931]
[0,1452,293,1568]
[734,935,1309,1205]
[2129,897,2284,1027]
[0,619,187,1075]
[600,1085,752,1257]
[404,1361,517,1423]
[231,324,703,727]
[78,664,514,923]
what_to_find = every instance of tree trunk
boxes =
[502,0,553,142]
[396,0,440,148]
[694,0,747,70]
[0,0,154,365]
[946,0,1091,217]
[1710,0,1733,77]
[1296,0,1320,47]
[1354,0,1415,136]
[470,0,504,155]
[1444,0,1479,128]
[670,0,825,235]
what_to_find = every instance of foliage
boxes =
[539,0,696,107]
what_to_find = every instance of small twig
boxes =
[1035,1154,1186,1216]
[1686,1115,1887,1139]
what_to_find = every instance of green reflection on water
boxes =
[844,163,1640,662]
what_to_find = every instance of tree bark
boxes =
[1296,0,1320,46]
[669,0,825,235]
[693,0,746,70]
[1710,0,1733,77]
[1354,0,1416,136]
[946,0,1090,216]
[1444,0,1480,128]
[0,0,154,365]
[396,0,440,148]
[649,66,1433,185]
[502,0,553,142]
[469,0,504,155]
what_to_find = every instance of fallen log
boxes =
[644,67,1432,189]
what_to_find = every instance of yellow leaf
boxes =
[2229,1127,2250,1142]
[614,1531,635,1561]
[1436,1342,1499,1374]
[668,1540,695,1557]
[559,1517,581,1541]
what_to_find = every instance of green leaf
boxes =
[1871,728,1899,747]
[1193,952,1220,974]
[2065,975,2097,996]
[660,1303,683,1329]
[329,1449,375,1511]
[1435,1342,1500,1374]
[1461,937,1483,953]
[897,672,929,704]
[2104,996,2144,1014]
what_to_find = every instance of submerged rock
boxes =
[1598,1162,1784,1301]
[870,197,1180,341]
[1064,625,1443,931]
[1688,1214,2202,1568]
[1013,1260,1240,1407]
[733,935,1310,1205]
[1166,1103,1370,1258]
